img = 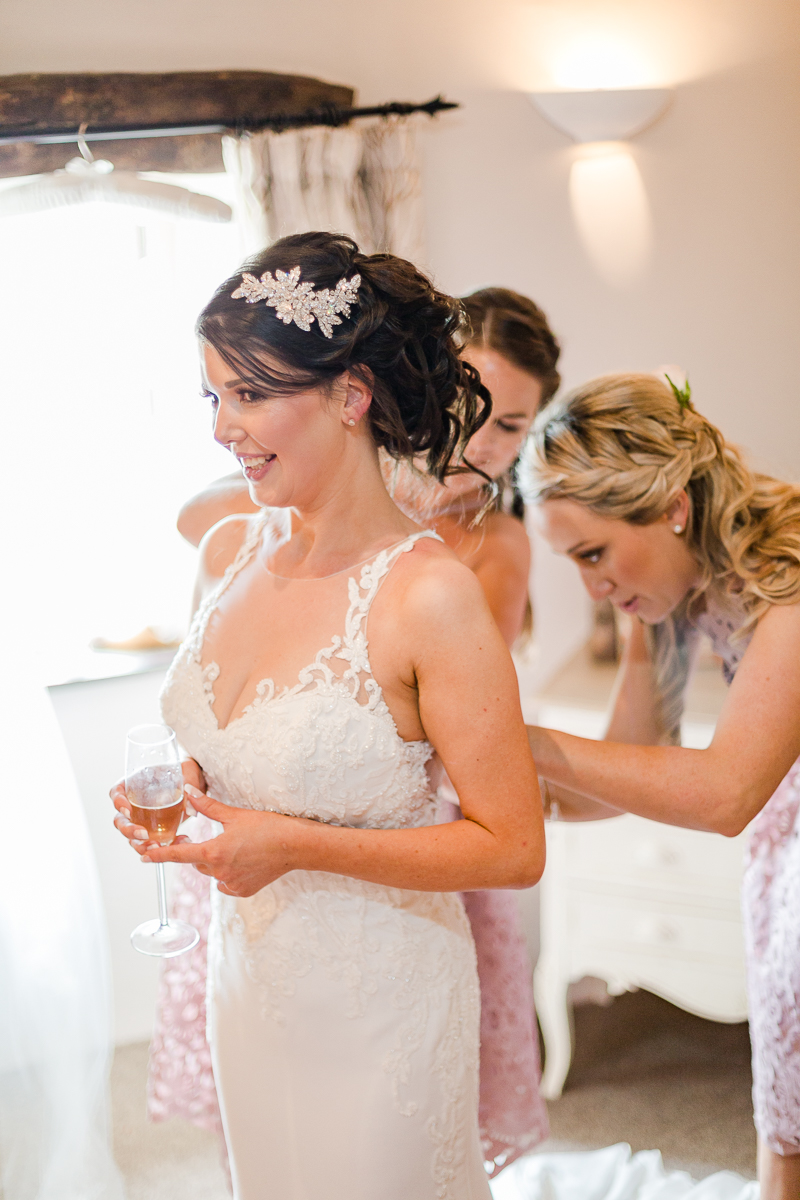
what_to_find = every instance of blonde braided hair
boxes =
[522,373,800,739]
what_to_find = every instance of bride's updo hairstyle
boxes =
[523,373,800,738]
[197,231,490,482]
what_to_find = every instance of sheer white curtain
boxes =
[222,115,426,262]
[0,473,125,1199]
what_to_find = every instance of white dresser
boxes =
[528,651,749,1099]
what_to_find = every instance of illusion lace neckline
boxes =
[190,513,441,735]
[260,533,422,582]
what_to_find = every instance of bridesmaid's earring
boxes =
[673,525,683,534]
[348,418,356,426]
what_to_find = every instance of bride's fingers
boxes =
[113,812,149,842]
[141,839,219,866]
[216,882,241,897]
[110,784,131,820]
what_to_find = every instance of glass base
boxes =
[130,918,199,958]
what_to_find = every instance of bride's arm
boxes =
[123,552,546,897]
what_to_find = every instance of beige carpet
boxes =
[111,1041,228,1200]
[543,988,756,1182]
[110,988,756,1198]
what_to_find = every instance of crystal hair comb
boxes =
[231,265,361,338]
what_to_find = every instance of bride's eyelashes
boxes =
[201,388,219,408]
[577,547,604,565]
[234,387,270,405]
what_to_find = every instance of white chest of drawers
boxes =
[534,812,749,1097]
[527,653,748,1100]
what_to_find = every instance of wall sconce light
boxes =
[528,87,673,144]
[527,87,673,287]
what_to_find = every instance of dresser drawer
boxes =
[571,890,745,967]
[564,814,746,898]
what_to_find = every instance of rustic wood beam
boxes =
[0,70,354,178]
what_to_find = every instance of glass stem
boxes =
[155,862,169,929]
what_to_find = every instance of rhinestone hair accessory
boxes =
[230,265,361,338]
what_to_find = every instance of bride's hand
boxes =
[110,759,206,854]
[137,786,298,896]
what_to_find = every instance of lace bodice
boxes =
[161,512,441,830]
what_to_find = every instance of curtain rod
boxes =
[0,94,459,147]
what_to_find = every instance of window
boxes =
[0,171,242,675]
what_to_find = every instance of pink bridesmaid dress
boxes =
[694,598,800,1156]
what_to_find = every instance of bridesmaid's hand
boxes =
[110,759,206,855]
[139,787,299,896]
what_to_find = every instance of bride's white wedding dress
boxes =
[160,510,491,1200]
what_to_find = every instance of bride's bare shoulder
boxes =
[386,534,492,631]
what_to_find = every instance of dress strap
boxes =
[186,508,276,660]
[338,530,442,703]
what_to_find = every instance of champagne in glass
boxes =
[126,723,199,957]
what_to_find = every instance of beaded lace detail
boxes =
[160,513,486,1196]
[163,512,441,827]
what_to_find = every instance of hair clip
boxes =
[231,265,361,338]
[664,373,693,410]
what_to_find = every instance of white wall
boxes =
[3,0,797,469]
[4,0,798,679]
[48,670,170,1045]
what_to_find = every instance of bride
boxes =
[112,231,544,1200]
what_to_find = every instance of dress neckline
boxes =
[261,533,424,582]
[191,520,441,736]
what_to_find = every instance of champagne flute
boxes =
[126,723,199,957]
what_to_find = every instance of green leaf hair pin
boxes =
[665,373,692,410]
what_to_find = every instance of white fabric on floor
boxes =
[491,1144,758,1200]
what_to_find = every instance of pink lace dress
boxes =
[695,599,800,1156]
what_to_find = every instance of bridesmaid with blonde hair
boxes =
[524,372,800,1200]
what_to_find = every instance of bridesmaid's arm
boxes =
[527,601,800,836]
[177,472,258,547]
[532,621,661,822]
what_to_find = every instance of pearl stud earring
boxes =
[348,418,356,426]
[673,525,683,534]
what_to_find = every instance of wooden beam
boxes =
[0,133,227,177]
[0,70,354,178]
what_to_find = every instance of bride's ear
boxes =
[341,368,374,428]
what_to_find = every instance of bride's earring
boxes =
[348,418,356,426]
[673,525,683,534]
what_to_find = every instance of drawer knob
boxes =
[634,917,679,944]
[634,841,680,868]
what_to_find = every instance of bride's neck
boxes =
[276,451,413,577]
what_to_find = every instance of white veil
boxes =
[0,443,125,1197]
